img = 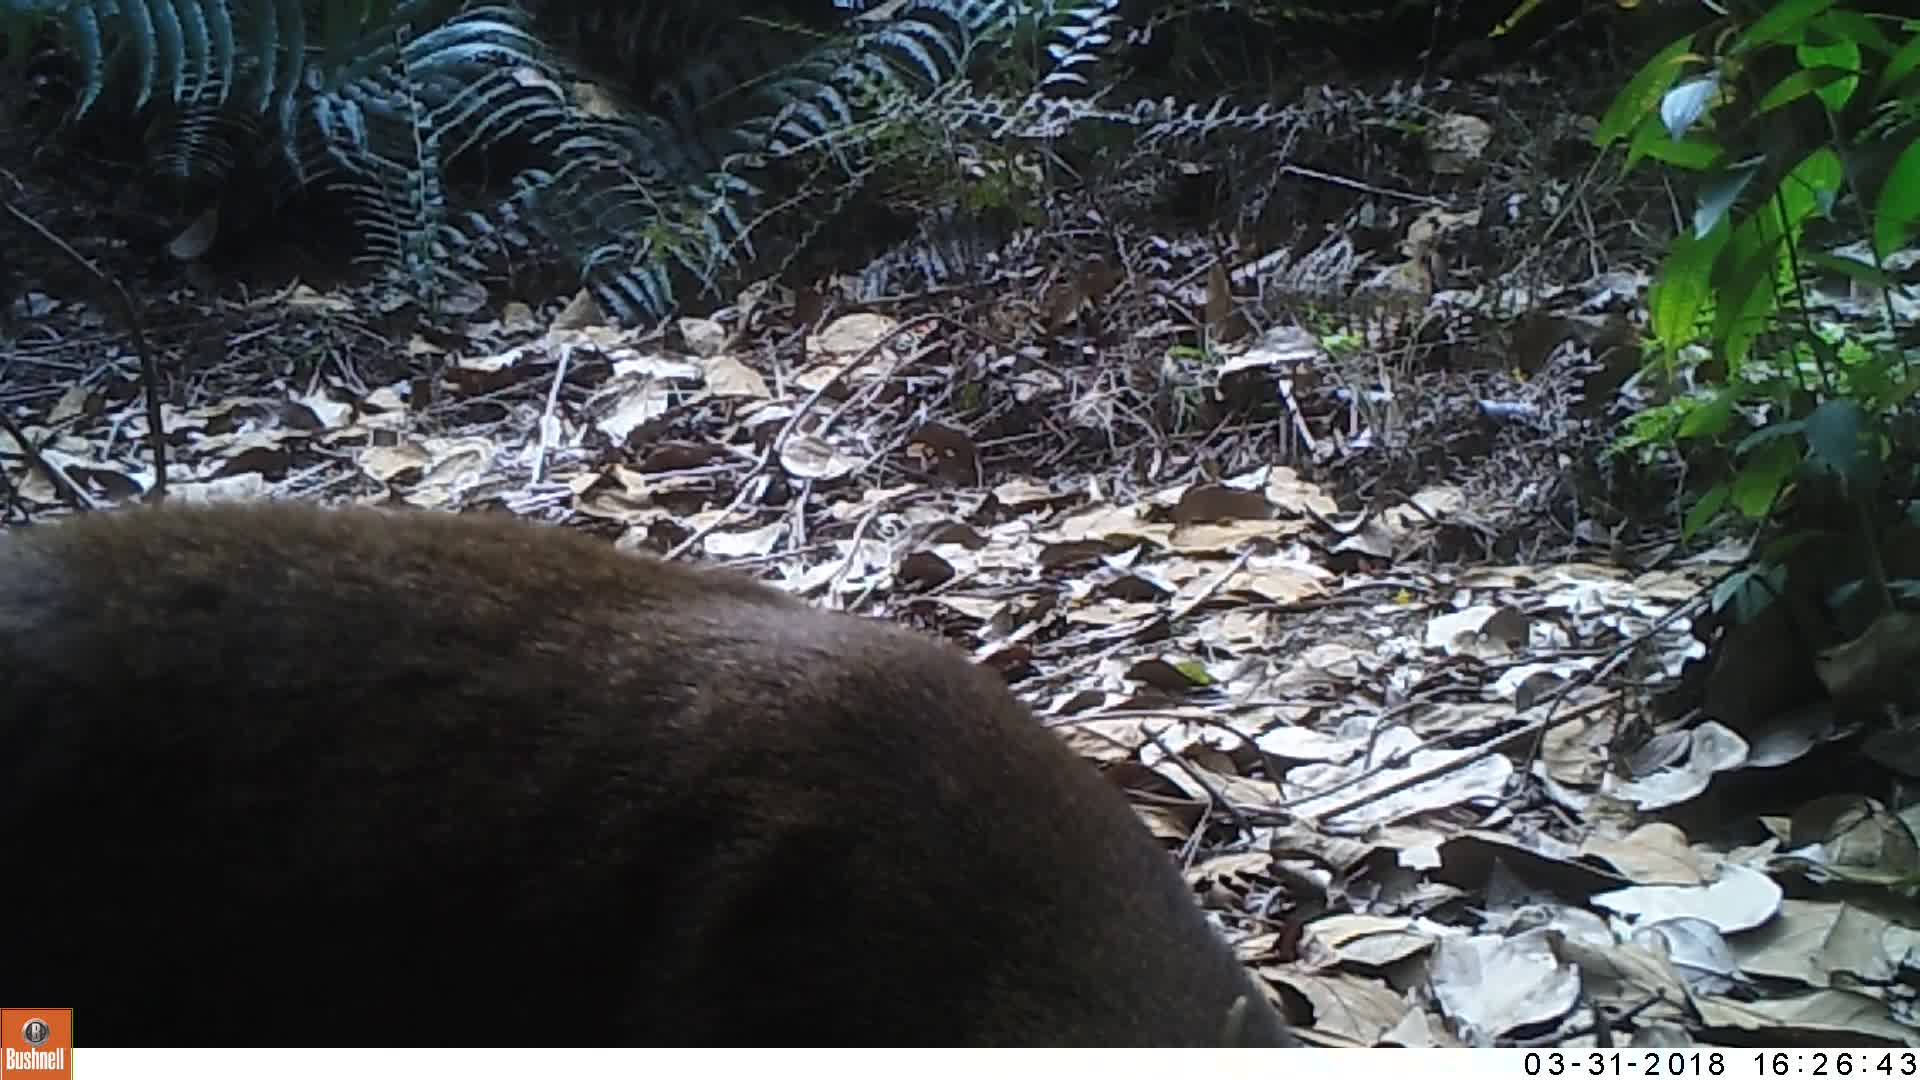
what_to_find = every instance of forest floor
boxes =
[3,25,1913,1049]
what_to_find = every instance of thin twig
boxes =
[1,196,169,501]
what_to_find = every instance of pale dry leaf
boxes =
[678,316,727,357]
[1378,1005,1461,1047]
[1604,721,1748,811]
[1430,929,1579,1042]
[46,385,90,425]
[1592,860,1782,934]
[11,465,59,504]
[1630,917,1742,994]
[825,484,918,522]
[700,354,770,398]
[1551,933,1696,1013]
[1269,641,1364,693]
[1787,795,1920,886]
[1052,502,1151,542]
[1255,723,1365,763]
[286,283,354,314]
[1327,522,1396,560]
[1286,727,1514,828]
[359,443,432,483]
[607,352,699,380]
[1537,709,1615,787]
[1210,557,1331,604]
[1215,327,1327,380]
[1305,915,1436,968]
[1244,466,1338,517]
[928,594,1008,624]
[1204,608,1274,646]
[362,385,408,414]
[506,64,558,96]
[1064,598,1159,627]
[1425,112,1493,174]
[165,474,271,502]
[1167,518,1311,553]
[1382,485,1465,529]
[1750,701,1847,767]
[811,312,897,355]
[1456,566,1530,589]
[589,377,675,444]
[499,301,540,332]
[567,80,621,120]
[291,391,352,429]
[1407,702,1502,741]
[1632,566,1717,603]
[193,427,302,458]
[1263,969,1413,1046]
[1693,988,1915,1044]
[702,522,786,559]
[587,478,661,519]
[1056,717,1150,767]
[548,289,606,332]
[1164,765,1282,809]
[779,433,860,481]
[991,477,1057,509]
[1581,823,1705,885]
[1132,804,1189,843]
[1426,605,1519,659]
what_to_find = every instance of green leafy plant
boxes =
[1596,0,1920,630]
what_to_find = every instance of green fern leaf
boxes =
[206,0,234,105]
[124,0,157,108]
[173,0,212,102]
[149,0,186,104]
[64,1,106,115]
[249,0,277,113]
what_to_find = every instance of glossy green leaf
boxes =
[1734,418,1806,456]
[1731,437,1799,518]
[1876,27,1920,95]
[1635,132,1723,170]
[1811,10,1895,58]
[1801,251,1896,289]
[1597,35,1698,148]
[1795,41,1860,111]
[1682,482,1729,541]
[1756,64,1855,114]
[1872,136,1920,260]
[1734,0,1837,53]
[1650,225,1725,355]
[1677,389,1735,440]
[1804,398,1881,496]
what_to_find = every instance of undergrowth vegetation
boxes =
[1595,0,1919,689]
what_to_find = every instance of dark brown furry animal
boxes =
[0,502,1292,1047]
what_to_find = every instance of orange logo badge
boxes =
[0,1010,71,1080]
